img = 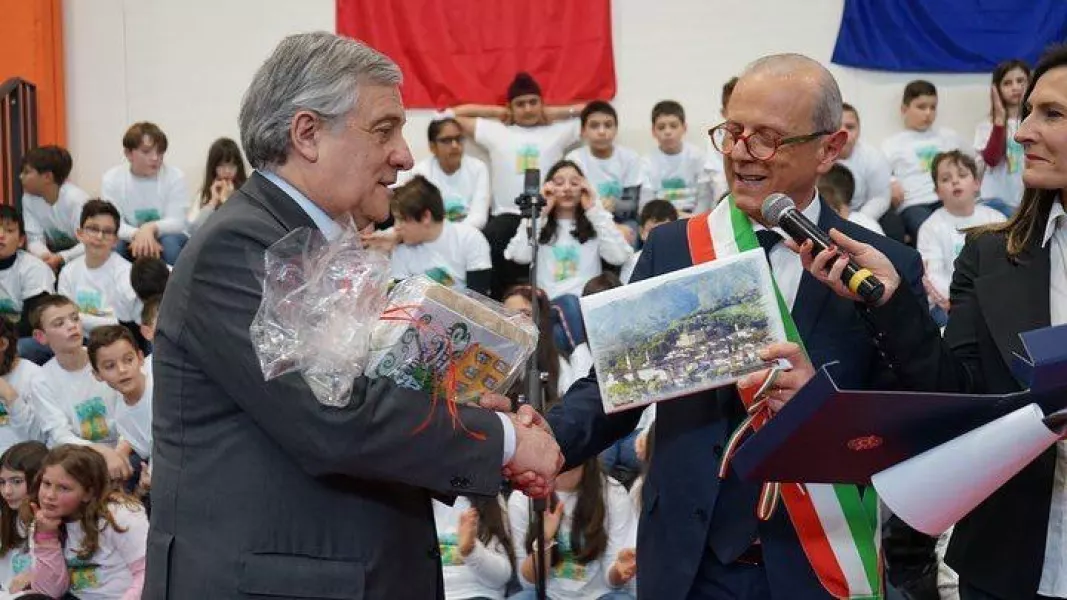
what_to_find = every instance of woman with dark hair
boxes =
[504,160,633,356]
[187,137,248,236]
[508,457,636,599]
[975,59,1032,217]
[396,117,491,229]
[801,45,1067,600]
[432,493,514,600]
[502,285,564,404]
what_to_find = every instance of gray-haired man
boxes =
[145,32,561,599]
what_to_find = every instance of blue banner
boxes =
[832,0,1067,73]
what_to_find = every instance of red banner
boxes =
[336,0,616,108]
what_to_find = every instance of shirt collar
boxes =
[1042,199,1066,249]
[752,190,822,238]
[259,170,343,241]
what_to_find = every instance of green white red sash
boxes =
[686,197,883,600]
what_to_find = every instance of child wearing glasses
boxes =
[397,117,491,230]
[640,101,713,217]
[58,200,140,336]
[880,80,966,242]
[18,146,91,272]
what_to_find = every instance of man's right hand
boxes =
[505,413,562,499]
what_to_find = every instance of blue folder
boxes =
[730,324,1067,485]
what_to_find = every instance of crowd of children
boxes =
[0,54,1031,598]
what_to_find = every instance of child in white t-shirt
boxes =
[565,101,644,243]
[27,445,147,600]
[100,122,189,266]
[504,160,633,301]
[881,81,966,242]
[26,297,128,479]
[390,176,493,296]
[974,59,1031,217]
[818,164,885,236]
[918,151,1006,322]
[0,441,46,594]
[59,200,139,335]
[0,207,55,348]
[188,137,247,238]
[838,104,893,223]
[0,319,47,454]
[433,495,514,600]
[398,118,491,230]
[509,458,637,599]
[18,145,90,271]
[641,101,713,217]
[453,72,584,299]
[620,200,679,284]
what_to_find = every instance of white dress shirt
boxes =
[751,193,822,311]
[1039,200,1067,598]
[260,170,518,465]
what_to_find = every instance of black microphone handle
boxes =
[778,210,885,304]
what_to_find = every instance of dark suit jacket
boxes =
[145,173,506,599]
[864,204,1055,600]
[547,203,925,600]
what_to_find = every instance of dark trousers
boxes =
[686,551,773,600]
[899,202,942,245]
[482,213,527,300]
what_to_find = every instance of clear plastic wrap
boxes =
[365,275,538,406]
[249,225,392,407]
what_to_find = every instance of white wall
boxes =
[64,0,993,197]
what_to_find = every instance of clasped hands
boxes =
[478,395,563,499]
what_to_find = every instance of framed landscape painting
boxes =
[581,249,787,413]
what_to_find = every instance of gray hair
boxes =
[239,32,402,169]
[740,53,842,132]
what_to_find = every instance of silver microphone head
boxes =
[761,193,796,227]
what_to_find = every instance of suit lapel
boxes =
[791,202,838,341]
[241,171,319,234]
[976,235,1052,373]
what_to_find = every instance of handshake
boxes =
[480,395,563,498]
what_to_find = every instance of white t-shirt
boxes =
[509,478,635,599]
[115,372,152,460]
[641,143,713,214]
[58,253,139,333]
[565,146,645,219]
[848,212,885,236]
[62,502,148,600]
[0,251,55,323]
[433,496,512,600]
[881,128,965,211]
[504,206,634,300]
[390,221,492,291]
[0,359,46,454]
[0,544,31,595]
[30,358,121,446]
[558,343,594,397]
[22,182,91,262]
[620,250,641,284]
[838,141,893,219]
[100,164,189,240]
[702,142,729,206]
[398,157,492,230]
[974,117,1025,208]
[917,205,1006,299]
[473,119,581,217]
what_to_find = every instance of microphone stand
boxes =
[515,170,549,600]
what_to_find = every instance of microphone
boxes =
[761,193,885,305]
[523,168,541,199]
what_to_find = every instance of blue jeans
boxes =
[18,336,53,365]
[600,429,642,478]
[930,305,949,328]
[509,591,634,599]
[116,232,188,266]
[551,294,586,355]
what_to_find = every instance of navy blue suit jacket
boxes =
[546,202,925,600]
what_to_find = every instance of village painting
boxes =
[580,249,787,413]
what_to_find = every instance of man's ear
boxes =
[289,110,324,163]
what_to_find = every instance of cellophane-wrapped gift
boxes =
[249,224,391,407]
[365,276,538,405]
